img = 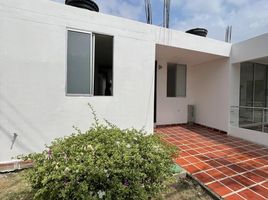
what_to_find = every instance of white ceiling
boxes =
[156,44,227,66]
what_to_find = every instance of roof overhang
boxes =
[156,44,229,66]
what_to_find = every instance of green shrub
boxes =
[22,105,178,200]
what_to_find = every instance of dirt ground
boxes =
[0,170,33,200]
[161,178,214,200]
[0,171,214,200]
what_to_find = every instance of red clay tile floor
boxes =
[156,125,268,200]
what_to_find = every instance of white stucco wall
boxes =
[232,33,268,64]
[190,58,230,132]
[228,34,268,146]
[155,57,230,132]
[0,0,157,161]
[0,0,232,161]
[155,61,190,125]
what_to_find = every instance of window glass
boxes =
[67,30,92,95]
[167,64,187,97]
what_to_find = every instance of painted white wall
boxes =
[154,28,231,57]
[155,57,230,132]
[156,61,190,125]
[228,34,268,146]
[0,0,156,161]
[229,126,268,147]
[232,33,268,64]
[0,0,232,161]
[190,58,230,131]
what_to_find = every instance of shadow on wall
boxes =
[0,93,48,153]
[0,124,33,153]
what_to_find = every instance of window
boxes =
[94,34,113,96]
[67,30,92,95]
[167,63,187,97]
[67,30,113,96]
[239,62,268,128]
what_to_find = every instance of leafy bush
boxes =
[22,105,178,200]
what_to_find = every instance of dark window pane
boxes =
[167,64,186,97]
[254,63,266,107]
[94,34,113,96]
[240,62,254,107]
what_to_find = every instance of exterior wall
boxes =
[156,61,190,125]
[155,58,230,132]
[0,0,231,161]
[0,0,155,161]
[229,126,268,147]
[189,59,230,132]
[229,34,268,146]
[154,29,230,57]
[232,33,268,64]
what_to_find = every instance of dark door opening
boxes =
[154,61,157,123]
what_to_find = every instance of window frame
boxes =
[65,28,114,97]
[166,63,187,98]
[65,28,94,97]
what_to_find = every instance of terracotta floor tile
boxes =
[184,164,200,174]
[246,160,264,168]
[206,169,226,180]
[224,193,245,200]
[187,144,199,149]
[255,158,268,165]
[178,145,191,150]
[156,125,268,200]
[228,164,247,173]
[216,158,232,166]
[250,185,268,198]
[179,151,190,157]
[184,156,200,164]
[242,172,266,183]
[195,154,210,161]
[261,181,268,189]
[194,162,212,171]
[238,162,256,171]
[220,178,244,191]
[204,147,215,152]
[252,169,268,179]
[206,160,222,168]
[175,158,190,166]
[217,166,237,176]
[186,149,199,155]
[195,148,208,154]
[207,181,232,197]
[238,189,266,200]
[194,172,215,184]
[232,175,255,187]
[214,151,228,157]
[204,153,218,159]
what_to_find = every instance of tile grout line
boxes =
[180,151,267,169]
[222,179,268,199]
[162,134,268,156]
[156,127,268,200]
[197,165,267,187]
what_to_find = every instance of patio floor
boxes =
[156,125,268,200]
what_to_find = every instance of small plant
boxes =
[21,105,178,200]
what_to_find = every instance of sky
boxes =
[53,0,268,42]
